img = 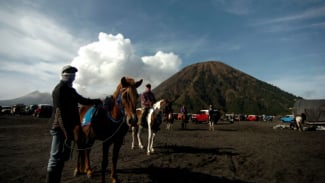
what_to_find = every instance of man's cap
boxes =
[62,65,78,73]
[146,83,151,88]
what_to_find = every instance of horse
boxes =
[130,99,166,155]
[181,113,188,129]
[165,112,174,130]
[294,113,306,132]
[74,76,142,183]
[163,101,174,130]
[208,110,221,131]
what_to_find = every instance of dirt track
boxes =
[0,115,325,183]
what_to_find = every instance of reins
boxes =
[64,117,126,151]
[64,88,131,151]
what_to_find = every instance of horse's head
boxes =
[153,99,166,111]
[115,77,142,126]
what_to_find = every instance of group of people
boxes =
[46,65,220,182]
[46,65,156,183]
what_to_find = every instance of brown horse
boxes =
[75,76,142,183]
[165,112,174,130]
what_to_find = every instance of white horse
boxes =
[295,116,304,132]
[131,99,166,155]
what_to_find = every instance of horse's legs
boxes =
[147,126,156,155]
[74,148,80,177]
[147,127,152,155]
[131,126,143,149]
[111,140,123,183]
[101,142,109,183]
[131,126,136,149]
[211,121,214,131]
[137,126,144,149]
[85,149,92,178]
[208,121,213,131]
[149,132,156,154]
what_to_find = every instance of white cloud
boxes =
[71,32,182,98]
[0,4,182,100]
[0,6,79,62]
[263,6,325,24]
[252,5,325,33]
[0,5,84,99]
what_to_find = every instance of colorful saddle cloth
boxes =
[81,96,112,127]
[81,106,96,126]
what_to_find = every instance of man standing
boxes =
[141,83,156,126]
[46,65,101,183]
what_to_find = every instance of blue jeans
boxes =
[47,128,70,172]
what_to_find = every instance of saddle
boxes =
[81,96,111,127]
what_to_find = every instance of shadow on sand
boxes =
[157,144,239,156]
[119,166,251,183]
[86,145,246,183]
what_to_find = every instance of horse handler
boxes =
[46,65,101,183]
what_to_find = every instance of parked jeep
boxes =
[33,104,53,118]
[191,109,209,123]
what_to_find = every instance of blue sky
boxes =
[0,0,324,100]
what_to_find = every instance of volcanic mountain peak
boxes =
[153,61,299,115]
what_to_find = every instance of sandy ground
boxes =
[0,115,325,183]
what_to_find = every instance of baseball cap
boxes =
[62,65,78,73]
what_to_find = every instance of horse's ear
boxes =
[136,79,143,88]
[121,77,128,87]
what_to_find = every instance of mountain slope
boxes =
[0,91,52,106]
[153,61,299,115]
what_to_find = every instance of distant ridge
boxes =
[0,91,52,106]
[153,61,300,115]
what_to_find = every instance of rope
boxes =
[64,88,130,151]
[64,117,126,151]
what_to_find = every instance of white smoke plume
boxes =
[71,32,182,98]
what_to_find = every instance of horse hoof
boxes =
[73,169,79,177]
[86,170,92,178]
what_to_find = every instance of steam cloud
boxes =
[71,32,182,98]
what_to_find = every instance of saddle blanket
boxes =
[81,106,96,126]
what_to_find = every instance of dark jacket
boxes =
[51,81,98,137]
[141,90,156,108]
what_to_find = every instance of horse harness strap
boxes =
[106,89,125,123]
[66,91,128,151]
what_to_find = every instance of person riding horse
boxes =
[140,83,156,127]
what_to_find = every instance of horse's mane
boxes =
[104,83,122,112]
[112,84,123,99]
